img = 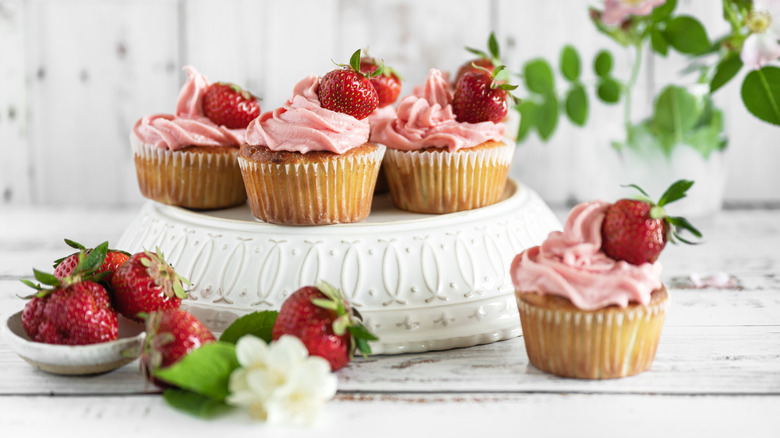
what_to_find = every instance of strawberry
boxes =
[360,57,402,108]
[20,243,118,345]
[140,309,215,387]
[202,82,261,129]
[601,180,702,265]
[110,249,189,321]
[318,49,382,119]
[455,32,502,84]
[452,66,518,124]
[53,239,130,284]
[272,282,377,371]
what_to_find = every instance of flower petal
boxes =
[234,335,270,368]
[268,335,309,370]
[741,32,780,69]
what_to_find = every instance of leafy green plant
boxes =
[513,0,780,158]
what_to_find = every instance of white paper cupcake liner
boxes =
[131,136,246,210]
[382,142,515,214]
[238,145,385,225]
[516,288,669,379]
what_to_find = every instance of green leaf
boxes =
[594,50,613,78]
[80,241,108,274]
[63,239,86,250]
[537,93,559,141]
[710,53,743,94]
[653,85,700,142]
[515,100,538,142]
[524,59,555,94]
[560,45,580,82]
[667,216,703,239]
[154,342,239,401]
[488,31,500,59]
[349,49,362,72]
[684,107,726,159]
[33,269,60,286]
[650,28,669,56]
[741,66,780,126]
[651,0,677,22]
[597,78,621,104]
[622,183,651,199]
[565,84,588,126]
[163,389,232,419]
[663,16,710,54]
[347,324,380,342]
[219,311,278,345]
[658,179,694,207]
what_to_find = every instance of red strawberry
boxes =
[140,309,215,387]
[110,250,189,321]
[53,239,130,284]
[601,180,702,265]
[318,49,381,119]
[454,32,502,84]
[272,282,377,371]
[21,244,118,345]
[202,82,261,129]
[360,57,402,108]
[452,67,517,124]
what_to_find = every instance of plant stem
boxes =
[624,42,644,144]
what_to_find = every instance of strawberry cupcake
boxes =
[510,182,699,379]
[132,66,259,210]
[238,51,385,225]
[370,68,512,214]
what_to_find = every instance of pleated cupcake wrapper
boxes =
[516,294,669,379]
[132,138,247,210]
[383,143,514,214]
[237,145,386,225]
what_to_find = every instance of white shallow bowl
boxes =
[3,312,145,375]
[118,179,561,354]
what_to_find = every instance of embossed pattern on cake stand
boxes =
[116,179,561,354]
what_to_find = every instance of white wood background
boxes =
[1,0,779,208]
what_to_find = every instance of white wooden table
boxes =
[1,206,779,437]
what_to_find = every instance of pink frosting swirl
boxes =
[510,201,663,310]
[132,66,245,150]
[244,75,370,154]
[370,69,505,152]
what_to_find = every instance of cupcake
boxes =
[239,53,385,225]
[132,66,259,210]
[510,181,701,379]
[370,69,512,214]
[362,56,402,195]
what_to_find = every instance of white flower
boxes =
[741,0,780,69]
[226,335,337,426]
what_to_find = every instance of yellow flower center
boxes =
[747,10,772,34]
[620,0,646,6]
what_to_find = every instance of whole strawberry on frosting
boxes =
[452,65,518,124]
[110,249,190,321]
[202,82,261,129]
[360,56,402,108]
[272,282,377,371]
[455,31,503,84]
[601,180,702,265]
[319,49,383,120]
[21,242,118,345]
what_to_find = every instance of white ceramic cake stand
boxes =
[116,179,561,354]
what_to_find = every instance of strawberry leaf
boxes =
[63,239,86,251]
[488,32,500,59]
[33,269,60,287]
[154,342,239,401]
[347,324,379,342]
[163,389,232,419]
[349,49,362,73]
[667,216,703,239]
[658,179,694,207]
[19,278,43,290]
[621,183,651,199]
[79,241,109,274]
[219,311,278,344]
[465,47,489,58]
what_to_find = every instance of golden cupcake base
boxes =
[516,287,669,379]
[382,141,514,214]
[237,143,385,225]
[132,139,246,210]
